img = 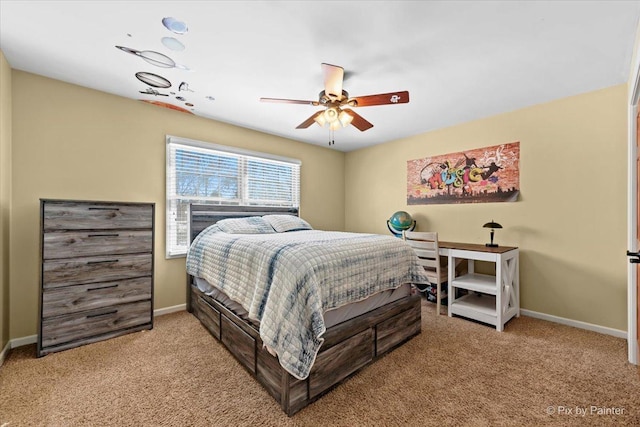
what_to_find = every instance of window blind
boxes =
[166,136,301,258]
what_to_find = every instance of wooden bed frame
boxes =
[186,205,422,416]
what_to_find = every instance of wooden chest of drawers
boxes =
[38,199,155,357]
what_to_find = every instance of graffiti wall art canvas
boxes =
[407,142,520,205]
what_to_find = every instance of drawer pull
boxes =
[88,207,120,211]
[86,310,118,319]
[87,284,119,292]
[87,233,120,238]
[86,259,119,265]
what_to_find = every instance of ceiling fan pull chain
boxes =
[329,129,335,146]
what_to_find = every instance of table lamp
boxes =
[483,220,502,247]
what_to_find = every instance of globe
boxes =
[387,211,415,237]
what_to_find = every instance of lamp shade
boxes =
[314,113,327,127]
[338,109,354,127]
[323,107,339,123]
[483,221,502,229]
[483,220,502,247]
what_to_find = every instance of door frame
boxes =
[627,45,640,365]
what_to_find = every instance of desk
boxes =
[438,242,519,331]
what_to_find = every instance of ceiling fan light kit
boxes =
[338,109,354,127]
[260,63,409,145]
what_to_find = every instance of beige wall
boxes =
[9,70,345,339]
[0,51,11,349]
[345,85,628,331]
[3,67,632,338]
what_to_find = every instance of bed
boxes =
[185,205,427,416]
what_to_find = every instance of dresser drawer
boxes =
[42,277,152,317]
[43,253,152,288]
[43,230,152,260]
[41,300,152,348]
[43,202,153,231]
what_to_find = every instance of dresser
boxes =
[38,199,155,357]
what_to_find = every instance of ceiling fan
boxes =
[260,63,409,145]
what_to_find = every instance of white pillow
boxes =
[216,216,275,234]
[263,215,313,232]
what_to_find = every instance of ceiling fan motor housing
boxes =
[319,90,349,104]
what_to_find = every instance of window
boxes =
[166,136,301,257]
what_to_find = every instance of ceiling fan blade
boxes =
[260,97,319,106]
[296,111,324,129]
[343,109,374,132]
[348,91,410,107]
[322,63,344,99]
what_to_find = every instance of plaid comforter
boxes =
[186,226,429,380]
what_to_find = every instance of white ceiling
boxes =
[1,1,639,152]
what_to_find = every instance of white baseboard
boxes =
[10,334,37,347]
[0,334,36,368]
[0,306,626,367]
[520,309,627,339]
[154,303,186,317]
[0,340,10,366]
[0,304,186,364]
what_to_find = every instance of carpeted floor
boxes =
[1,299,639,427]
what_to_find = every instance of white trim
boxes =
[165,135,302,259]
[521,309,627,339]
[166,135,302,166]
[0,340,10,367]
[0,306,187,360]
[627,100,638,364]
[0,336,36,367]
[627,33,640,365]
[0,335,37,366]
[10,334,37,347]
[153,304,186,317]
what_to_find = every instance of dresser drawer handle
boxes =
[88,207,120,211]
[87,284,119,292]
[86,310,118,319]
[86,259,119,265]
[87,233,120,238]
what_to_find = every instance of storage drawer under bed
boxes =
[191,291,221,340]
[188,281,421,416]
[192,289,256,374]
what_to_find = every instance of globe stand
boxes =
[387,220,416,238]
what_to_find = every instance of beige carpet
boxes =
[1,300,639,427]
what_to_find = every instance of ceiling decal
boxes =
[161,37,185,51]
[135,15,192,116]
[139,88,168,97]
[135,72,171,88]
[141,100,193,114]
[162,17,188,34]
[116,45,175,67]
[115,45,189,70]
[178,82,193,92]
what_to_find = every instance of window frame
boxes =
[165,135,301,258]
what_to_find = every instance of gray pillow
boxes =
[263,215,313,232]
[216,216,275,234]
